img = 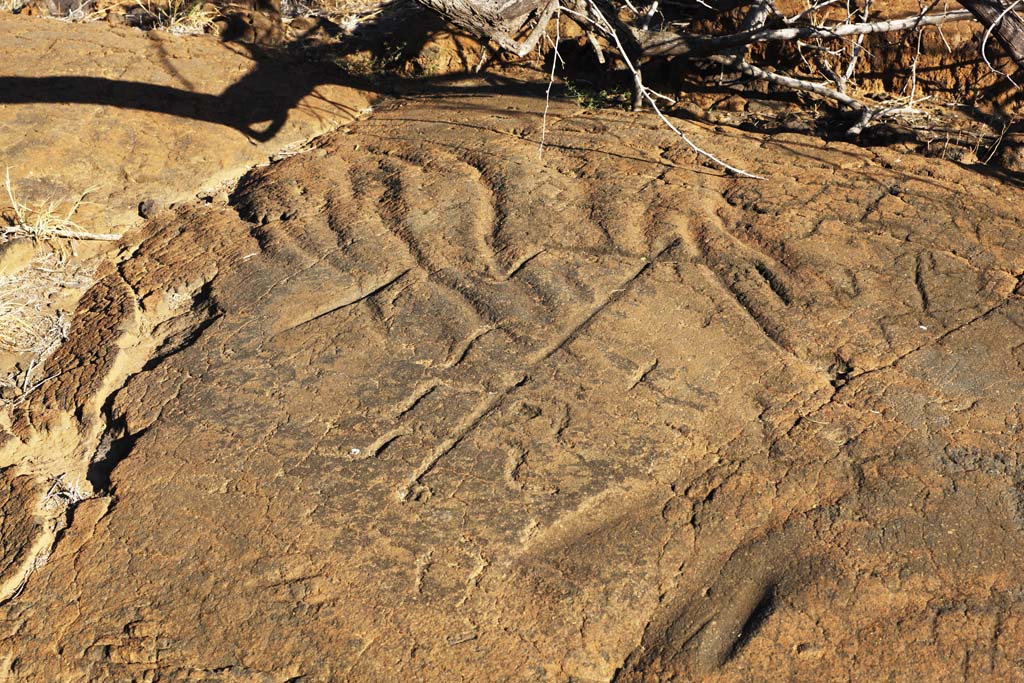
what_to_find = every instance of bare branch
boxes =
[510,0,560,57]
[633,9,974,58]
[708,53,866,112]
[838,0,871,93]
[959,0,1024,69]
[586,0,763,177]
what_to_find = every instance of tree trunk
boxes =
[415,0,547,48]
[958,0,1024,69]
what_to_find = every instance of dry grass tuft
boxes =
[61,0,105,21]
[0,251,93,358]
[0,170,112,406]
[3,168,121,243]
[44,473,91,509]
[0,251,95,408]
[139,0,217,34]
[0,0,29,11]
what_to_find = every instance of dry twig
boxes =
[581,0,763,177]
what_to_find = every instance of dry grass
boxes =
[0,251,93,356]
[44,473,90,509]
[282,0,385,30]
[0,0,29,11]
[63,0,105,21]
[0,251,94,407]
[3,169,121,243]
[139,0,217,34]
[0,170,107,404]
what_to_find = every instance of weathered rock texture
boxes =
[1,88,1023,682]
[0,13,370,231]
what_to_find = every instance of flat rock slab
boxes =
[0,14,370,231]
[2,93,1024,681]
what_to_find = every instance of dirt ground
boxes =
[1,8,1024,683]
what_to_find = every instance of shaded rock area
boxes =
[0,76,1022,682]
[0,12,371,436]
[0,13,371,231]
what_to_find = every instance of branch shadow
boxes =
[0,0,1021,188]
[0,1,513,142]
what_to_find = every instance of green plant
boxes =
[335,40,410,77]
[564,79,629,110]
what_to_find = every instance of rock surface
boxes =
[0,84,1022,681]
[0,13,370,232]
[0,239,35,276]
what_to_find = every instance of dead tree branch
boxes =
[959,0,1024,68]
[632,9,975,58]
[410,0,1024,174]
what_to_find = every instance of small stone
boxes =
[138,198,163,219]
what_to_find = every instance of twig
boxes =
[639,0,658,30]
[1,226,121,242]
[5,370,65,408]
[739,0,772,34]
[710,53,864,111]
[709,53,924,135]
[586,0,763,177]
[539,2,563,158]
[984,118,1014,163]
[474,44,490,72]
[633,9,973,57]
[21,356,36,394]
[786,0,845,24]
[838,0,871,93]
[905,23,924,105]
[500,0,559,57]
[586,30,607,63]
[43,473,90,508]
[744,8,970,42]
